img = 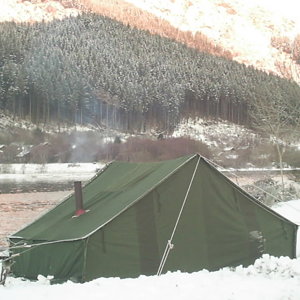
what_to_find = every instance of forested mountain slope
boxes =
[1,1,300,82]
[83,0,300,84]
[1,13,300,133]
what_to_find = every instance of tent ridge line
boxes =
[81,154,200,240]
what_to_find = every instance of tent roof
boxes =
[12,154,195,242]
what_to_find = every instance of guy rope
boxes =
[157,156,200,276]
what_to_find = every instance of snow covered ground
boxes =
[172,117,257,148]
[1,255,300,299]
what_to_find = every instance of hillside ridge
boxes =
[120,0,300,83]
[1,0,299,82]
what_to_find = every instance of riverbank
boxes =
[0,191,71,248]
[0,162,104,180]
[0,162,105,193]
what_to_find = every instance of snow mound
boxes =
[1,255,300,300]
[235,254,300,278]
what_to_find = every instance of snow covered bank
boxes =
[0,163,104,182]
[172,117,256,147]
[1,255,300,299]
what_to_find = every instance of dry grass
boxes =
[217,2,237,15]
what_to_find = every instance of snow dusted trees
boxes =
[250,78,300,197]
[0,13,300,133]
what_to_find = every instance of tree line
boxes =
[0,13,300,132]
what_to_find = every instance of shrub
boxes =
[284,147,300,168]
[0,131,13,145]
[247,141,277,167]
[103,136,211,162]
[1,144,20,163]
[31,127,45,144]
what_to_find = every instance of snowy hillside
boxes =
[0,0,80,22]
[0,0,300,83]
[123,0,300,83]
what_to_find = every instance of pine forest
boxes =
[1,13,300,132]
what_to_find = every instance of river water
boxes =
[0,162,104,194]
[0,166,299,194]
[0,179,76,194]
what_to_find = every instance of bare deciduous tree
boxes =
[250,88,300,198]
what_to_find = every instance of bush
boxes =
[214,137,278,169]
[284,147,300,168]
[247,141,277,167]
[101,136,211,162]
[0,131,13,145]
[31,127,45,144]
[1,144,20,163]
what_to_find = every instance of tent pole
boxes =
[157,156,201,276]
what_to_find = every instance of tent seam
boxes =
[82,237,89,282]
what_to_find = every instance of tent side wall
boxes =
[164,158,297,272]
[204,159,297,260]
[83,157,198,281]
[10,239,86,282]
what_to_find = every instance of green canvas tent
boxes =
[9,154,297,282]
